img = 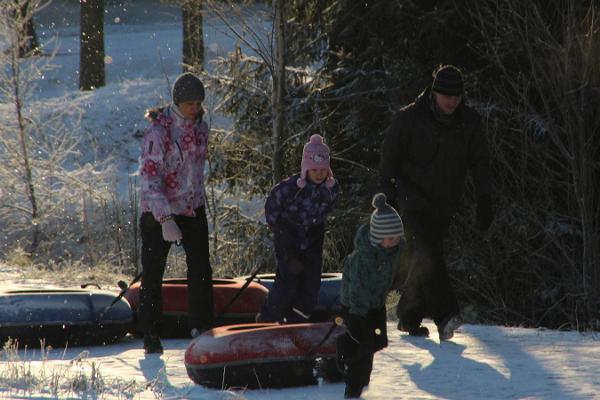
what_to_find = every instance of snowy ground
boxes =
[1,1,599,399]
[1,259,599,400]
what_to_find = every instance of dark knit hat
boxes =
[370,193,404,247]
[172,72,205,104]
[431,65,463,96]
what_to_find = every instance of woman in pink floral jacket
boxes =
[138,72,213,354]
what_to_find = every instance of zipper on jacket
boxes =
[175,141,184,161]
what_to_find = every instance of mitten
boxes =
[161,218,183,242]
[476,194,493,231]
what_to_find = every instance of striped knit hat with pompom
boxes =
[370,193,404,247]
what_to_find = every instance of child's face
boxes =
[307,168,329,184]
[178,100,203,119]
[381,236,402,248]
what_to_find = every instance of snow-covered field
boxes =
[1,259,599,399]
[0,1,599,399]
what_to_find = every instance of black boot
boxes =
[143,334,163,354]
[408,325,430,337]
[398,321,430,337]
[344,384,363,398]
[438,315,462,341]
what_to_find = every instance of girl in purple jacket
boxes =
[258,135,339,323]
[138,73,214,353]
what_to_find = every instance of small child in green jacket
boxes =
[338,193,405,399]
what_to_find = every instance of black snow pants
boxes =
[337,307,388,392]
[139,207,214,335]
[395,210,460,330]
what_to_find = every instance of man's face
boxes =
[433,92,462,115]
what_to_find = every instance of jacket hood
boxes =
[353,224,378,255]
[144,106,167,122]
[144,104,205,123]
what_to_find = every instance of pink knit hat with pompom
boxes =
[297,134,335,188]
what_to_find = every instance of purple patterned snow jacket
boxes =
[265,174,339,250]
[139,105,209,222]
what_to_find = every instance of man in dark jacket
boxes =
[379,64,493,341]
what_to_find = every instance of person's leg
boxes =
[287,239,323,323]
[259,231,302,322]
[139,212,170,352]
[178,207,214,333]
[427,216,461,339]
[344,349,373,398]
[396,270,429,334]
[362,352,375,387]
[395,211,432,335]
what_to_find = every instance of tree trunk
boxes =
[182,0,204,72]
[271,0,285,184]
[16,0,41,57]
[10,47,39,250]
[79,0,105,91]
[573,87,600,327]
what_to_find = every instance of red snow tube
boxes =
[185,322,345,388]
[125,278,268,337]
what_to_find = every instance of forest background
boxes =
[1,0,599,333]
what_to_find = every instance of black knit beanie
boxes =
[370,193,404,247]
[431,65,463,96]
[172,72,205,105]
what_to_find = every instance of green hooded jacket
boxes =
[340,224,405,317]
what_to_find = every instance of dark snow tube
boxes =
[124,278,268,338]
[0,289,133,346]
[185,322,345,389]
[240,272,343,322]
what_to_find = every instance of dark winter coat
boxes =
[340,224,404,317]
[265,174,339,250]
[380,88,491,217]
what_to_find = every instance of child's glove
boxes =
[161,219,183,242]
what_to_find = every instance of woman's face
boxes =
[307,168,329,184]
[178,100,203,119]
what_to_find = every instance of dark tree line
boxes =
[16,0,598,330]
[206,0,600,330]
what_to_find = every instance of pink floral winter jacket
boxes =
[139,105,209,222]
